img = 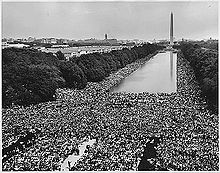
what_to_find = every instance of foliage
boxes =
[178,40,218,51]
[58,61,87,89]
[56,51,66,61]
[2,48,65,107]
[73,43,163,83]
[180,43,218,113]
[2,43,163,108]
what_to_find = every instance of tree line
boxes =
[180,42,218,113]
[2,44,163,108]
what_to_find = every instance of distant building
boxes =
[51,45,69,48]
[8,38,15,42]
[57,39,69,44]
[50,38,57,44]
[63,39,68,44]
[40,38,57,44]
[2,43,30,49]
[28,37,36,42]
[16,38,23,42]
[131,39,145,45]
[41,38,48,44]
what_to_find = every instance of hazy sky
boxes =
[2,1,218,41]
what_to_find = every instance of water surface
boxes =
[112,51,177,93]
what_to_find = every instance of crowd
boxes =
[2,52,218,171]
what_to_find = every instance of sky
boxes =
[2,0,219,41]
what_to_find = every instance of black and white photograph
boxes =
[1,0,219,171]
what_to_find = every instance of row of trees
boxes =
[187,40,218,51]
[2,44,163,108]
[180,43,218,113]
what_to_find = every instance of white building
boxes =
[28,37,36,42]
[51,45,69,48]
[2,43,30,49]
[50,38,57,44]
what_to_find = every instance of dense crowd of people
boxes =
[2,52,218,171]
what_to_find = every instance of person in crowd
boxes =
[2,54,218,171]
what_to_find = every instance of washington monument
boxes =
[170,12,174,46]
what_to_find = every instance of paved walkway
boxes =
[61,139,96,171]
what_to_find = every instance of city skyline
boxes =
[2,1,218,41]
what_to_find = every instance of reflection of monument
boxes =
[170,51,173,81]
[170,12,174,46]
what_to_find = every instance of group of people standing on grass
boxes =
[2,53,218,171]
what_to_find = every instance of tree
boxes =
[56,51,66,61]
[59,61,87,89]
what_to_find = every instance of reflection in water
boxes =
[170,51,173,82]
[112,52,177,93]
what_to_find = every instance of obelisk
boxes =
[170,12,173,46]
